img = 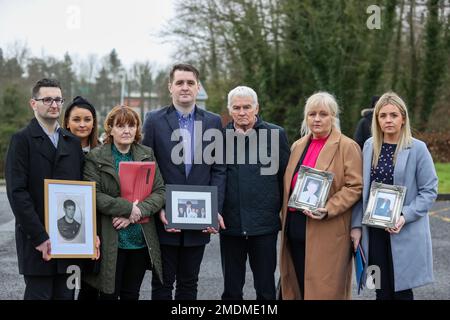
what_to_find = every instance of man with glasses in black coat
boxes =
[5,78,84,300]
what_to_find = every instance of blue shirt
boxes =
[37,120,60,148]
[175,107,195,177]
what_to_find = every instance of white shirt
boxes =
[299,191,318,205]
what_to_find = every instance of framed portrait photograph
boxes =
[288,165,334,218]
[44,179,97,258]
[362,182,407,229]
[165,184,218,230]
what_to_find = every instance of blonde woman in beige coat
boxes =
[279,92,363,300]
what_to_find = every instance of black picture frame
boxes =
[165,184,218,230]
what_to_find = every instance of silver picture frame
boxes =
[288,165,334,218]
[362,182,407,229]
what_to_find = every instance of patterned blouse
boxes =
[370,143,397,185]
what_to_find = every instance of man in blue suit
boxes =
[142,63,226,300]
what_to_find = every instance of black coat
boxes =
[221,117,290,237]
[354,109,373,150]
[5,118,84,275]
[142,105,226,246]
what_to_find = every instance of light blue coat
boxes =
[352,137,438,291]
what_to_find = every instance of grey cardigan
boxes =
[352,137,438,291]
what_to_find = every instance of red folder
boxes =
[119,162,156,224]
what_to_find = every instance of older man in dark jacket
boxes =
[221,86,290,300]
[5,79,84,299]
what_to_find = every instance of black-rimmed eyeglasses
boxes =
[34,97,65,106]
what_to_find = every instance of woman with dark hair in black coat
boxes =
[64,96,101,299]
[63,96,99,154]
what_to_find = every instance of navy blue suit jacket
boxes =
[142,105,226,246]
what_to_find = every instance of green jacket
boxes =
[83,143,164,294]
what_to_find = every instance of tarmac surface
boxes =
[0,185,449,300]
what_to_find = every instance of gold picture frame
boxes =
[44,179,96,258]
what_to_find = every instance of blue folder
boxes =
[354,244,366,294]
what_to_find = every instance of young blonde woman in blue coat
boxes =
[351,92,438,300]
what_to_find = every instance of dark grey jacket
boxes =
[221,117,290,236]
[354,109,373,150]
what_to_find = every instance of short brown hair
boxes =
[103,105,142,144]
[169,63,200,84]
[32,78,61,98]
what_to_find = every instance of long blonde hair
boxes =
[371,92,413,167]
[301,92,340,137]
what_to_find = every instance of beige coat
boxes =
[279,129,362,300]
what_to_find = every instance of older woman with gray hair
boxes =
[279,92,363,299]
[351,92,437,300]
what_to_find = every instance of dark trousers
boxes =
[286,211,307,299]
[23,274,74,300]
[369,227,414,300]
[220,233,277,300]
[99,248,150,300]
[151,244,205,300]
[77,281,99,300]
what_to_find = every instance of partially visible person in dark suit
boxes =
[142,63,226,300]
[354,96,380,150]
[178,206,186,218]
[5,78,85,300]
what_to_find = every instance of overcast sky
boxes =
[0,0,176,69]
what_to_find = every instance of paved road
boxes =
[0,186,449,300]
